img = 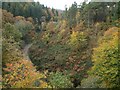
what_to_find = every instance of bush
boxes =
[48,71,73,88]
[3,60,50,88]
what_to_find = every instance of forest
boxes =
[0,0,120,88]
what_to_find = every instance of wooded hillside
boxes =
[1,1,120,88]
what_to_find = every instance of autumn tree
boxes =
[2,38,23,66]
[90,27,119,88]
[2,2,46,24]
[3,60,50,88]
[2,9,14,25]
[15,19,34,44]
[69,31,87,51]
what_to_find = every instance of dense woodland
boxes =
[1,1,120,88]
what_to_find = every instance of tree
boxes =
[52,8,55,16]
[3,60,50,88]
[14,20,34,44]
[67,2,78,27]
[46,8,51,22]
[90,27,119,88]
[118,2,120,19]
[56,10,59,16]
[48,71,73,88]
[76,10,81,25]
[3,23,22,43]
[2,38,23,66]
[2,2,46,24]
[2,9,14,25]
[69,31,87,51]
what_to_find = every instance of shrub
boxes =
[48,71,73,88]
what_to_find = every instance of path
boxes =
[23,43,33,61]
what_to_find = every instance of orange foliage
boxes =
[3,60,50,88]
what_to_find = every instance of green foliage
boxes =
[29,42,70,71]
[118,2,120,19]
[48,71,73,88]
[15,20,34,43]
[66,2,78,27]
[29,21,89,84]
[2,1,119,89]
[90,27,119,88]
[2,23,23,65]
[15,20,33,36]
[3,23,22,43]
[46,8,51,22]
[2,2,59,23]
[2,2,45,22]
[65,2,118,27]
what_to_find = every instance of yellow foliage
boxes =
[69,31,87,50]
[3,60,50,88]
[91,27,119,88]
[70,31,78,45]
